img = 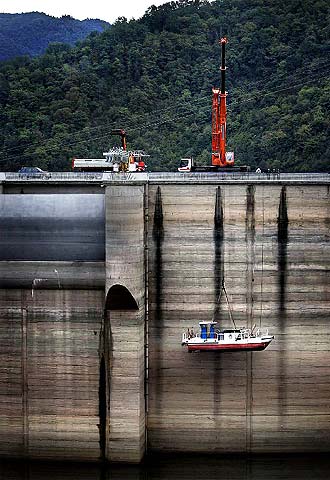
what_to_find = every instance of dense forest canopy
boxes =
[0,0,329,172]
[0,12,109,61]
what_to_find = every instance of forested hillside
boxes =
[0,12,109,61]
[0,0,329,172]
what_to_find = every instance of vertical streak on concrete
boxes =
[152,187,164,417]
[98,354,107,461]
[214,186,224,322]
[245,185,255,453]
[21,292,29,457]
[277,186,288,419]
[213,186,224,418]
[100,185,109,461]
[143,183,149,447]
[99,318,111,461]
[99,310,112,462]
[245,185,256,325]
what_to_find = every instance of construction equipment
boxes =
[72,129,149,172]
[178,38,248,173]
[111,128,127,151]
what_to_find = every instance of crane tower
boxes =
[211,37,234,167]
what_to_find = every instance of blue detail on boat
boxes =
[201,324,207,339]
[210,324,215,338]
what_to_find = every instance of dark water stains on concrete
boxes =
[152,187,164,418]
[152,186,164,321]
[245,185,256,245]
[100,291,114,462]
[245,185,256,453]
[278,187,289,245]
[99,355,107,460]
[213,186,224,418]
[213,186,224,322]
[277,186,289,419]
[245,184,256,322]
[325,186,330,232]
[277,187,288,311]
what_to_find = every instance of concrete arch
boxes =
[105,284,138,311]
[102,283,145,462]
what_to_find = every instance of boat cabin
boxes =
[198,323,247,341]
[198,321,217,339]
[217,329,243,341]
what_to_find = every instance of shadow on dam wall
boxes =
[277,186,288,418]
[213,186,224,417]
[152,186,164,416]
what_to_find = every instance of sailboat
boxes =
[181,281,274,352]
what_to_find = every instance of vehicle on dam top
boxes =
[178,37,249,174]
[182,322,274,352]
[72,128,149,172]
[18,166,51,179]
[182,281,274,352]
[178,156,250,173]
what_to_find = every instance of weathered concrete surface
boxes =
[147,183,330,454]
[0,288,104,460]
[0,261,104,289]
[0,175,329,462]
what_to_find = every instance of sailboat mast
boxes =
[222,283,237,329]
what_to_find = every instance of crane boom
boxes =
[212,37,234,167]
[111,129,127,151]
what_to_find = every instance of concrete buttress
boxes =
[104,185,146,463]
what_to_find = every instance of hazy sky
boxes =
[0,0,170,23]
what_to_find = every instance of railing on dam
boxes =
[1,171,329,184]
[2,172,104,181]
[149,172,330,183]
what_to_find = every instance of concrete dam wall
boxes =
[0,173,329,462]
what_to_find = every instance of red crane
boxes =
[212,37,234,167]
[178,37,243,173]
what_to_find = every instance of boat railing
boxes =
[255,328,269,337]
[238,326,270,338]
[240,328,251,338]
[182,329,199,343]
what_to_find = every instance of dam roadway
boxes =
[0,171,329,463]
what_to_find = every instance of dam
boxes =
[0,171,329,463]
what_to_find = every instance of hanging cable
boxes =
[220,279,237,330]
[260,185,265,329]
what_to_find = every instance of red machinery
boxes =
[72,128,149,172]
[178,37,243,173]
[212,37,234,167]
[111,128,127,151]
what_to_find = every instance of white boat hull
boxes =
[184,337,273,352]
